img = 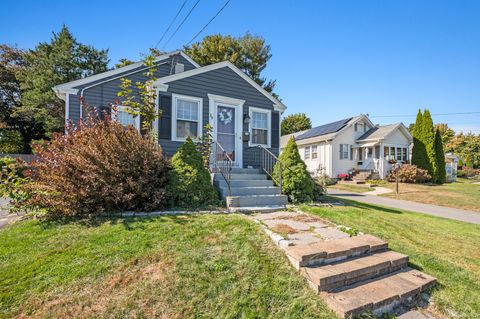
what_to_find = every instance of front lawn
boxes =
[380,178,480,212]
[0,214,337,319]
[328,183,374,193]
[302,201,480,319]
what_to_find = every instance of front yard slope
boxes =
[302,201,480,319]
[0,214,337,319]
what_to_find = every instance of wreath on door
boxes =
[218,109,233,125]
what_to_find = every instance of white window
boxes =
[305,146,311,160]
[172,94,203,141]
[340,144,349,160]
[249,107,271,147]
[402,148,407,161]
[311,145,318,159]
[114,106,140,131]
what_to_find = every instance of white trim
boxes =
[52,51,198,94]
[154,61,286,112]
[208,94,244,167]
[155,83,169,92]
[64,93,70,133]
[171,93,203,142]
[249,106,272,148]
[113,105,141,132]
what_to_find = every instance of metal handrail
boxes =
[255,145,283,192]
[211,141,234,197]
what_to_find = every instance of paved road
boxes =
[328,189,480,224]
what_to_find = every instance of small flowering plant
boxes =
[338,173,349,181]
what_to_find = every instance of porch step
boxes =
[226,194,288,208]
[285,234,388,269]
[217,179,274,188]
[321,268,436,318]
[228,205,286,213]
[219,186,281,197]
[229,168,261,174]
[303,251,408,292]
[214,173,267,180]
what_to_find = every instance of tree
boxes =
[411,110,429,171]
[185,33,277,96]
[422,109,438,182]
[272,137,315,203]
[465,154,473,168]
[4,26,109,153]
[281,113,312,135]
[434,128,446,184]
[115,58,135,68]
[434,123,455,148]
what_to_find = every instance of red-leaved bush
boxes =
[387,164,431,183]
[24,112,169,217]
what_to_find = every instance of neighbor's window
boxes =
[173,95,202,140]
[350,146,354,160]
[397,147,402,161]
[305,146,311,160]
[390,147,395,159]
[384,146,389,159]
[115,106,140,131]
[312,145,318,159]
[340,144,349,160]
[402,148,407,161]
[251,109,270,146]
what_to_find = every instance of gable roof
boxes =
[53,51,199,95]
[357,123,413,142]
[153,61,286,112]
[295,117,353,141]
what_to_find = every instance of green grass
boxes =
[328,183,374,193]
[302,200,480,319]
[0,214,337,319]
[381,178,480,212]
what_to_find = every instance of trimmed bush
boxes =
[167,137,218,208]
[23,115,169,217]
[434,128,446,184]
[273,137,315,203]
[387,164,431,183]
[0,156,32,212]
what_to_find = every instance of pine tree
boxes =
[411,110,429,170]
[434,128,446,184]
[273,137,315,203]
[422,109,437,182]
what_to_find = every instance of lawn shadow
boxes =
[331,197,405,215]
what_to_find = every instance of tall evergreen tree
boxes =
[434,128,446,184]
[411,110,429,170]
[422,109,437,182]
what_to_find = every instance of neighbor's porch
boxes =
[353,143,410,178]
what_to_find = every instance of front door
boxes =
[216,104,242,167]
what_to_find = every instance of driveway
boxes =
[0,197,18,229]
[328,189,480,224]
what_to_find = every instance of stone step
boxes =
[219,186,281,198]
[285,235,388,269]
[214,173,267,180]
[226,194,288,208]
[321,268,436,318]
[216,179,274,188]
[303,251,409,292]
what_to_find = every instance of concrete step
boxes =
[228,205,285,213]
[321,268,436,318]
[219,186,281,198]
[214,173,267,180]
[216,179,274,188]
[226,194,288,208]
[285,235,388,269]
[229,168,261,174]
[303,251,409,292]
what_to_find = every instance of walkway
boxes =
[328,189,480,224]
[0,198,18,229]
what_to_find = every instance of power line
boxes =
[186,0,232,46]
[153,0,189,49]
[370,111,480,118]
[162,0,202,50]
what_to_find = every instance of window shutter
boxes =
[158,95,172,140]
[271,111,280,148]
[339,144,343,159]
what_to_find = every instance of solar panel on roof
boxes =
[296,118,352,140]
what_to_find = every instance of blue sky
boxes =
[1,0,479,133]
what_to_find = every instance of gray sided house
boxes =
[53,51,286,169]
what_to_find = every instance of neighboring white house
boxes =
[280,115,413,179]
[445,153,459,182]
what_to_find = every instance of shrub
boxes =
[338,173,349,181]
[23,114,169,217]
[167,137,218,208]
[387,164,431,183]
[0,156,32,212]
[273,137,315,203]
[461,167,480,178]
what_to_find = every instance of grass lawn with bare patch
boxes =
[0,214,337,319]
[380,178,480,212]
[302,200,480,319]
